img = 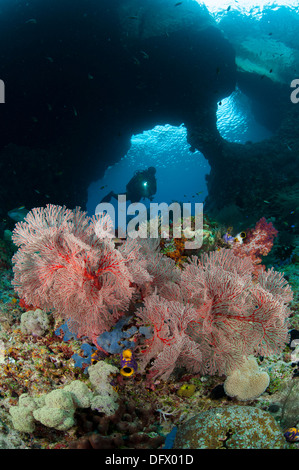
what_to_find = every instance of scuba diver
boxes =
[100,167,157,204]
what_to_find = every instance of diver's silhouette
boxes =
[100,167,157,204]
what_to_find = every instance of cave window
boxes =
[216,88,273,144]
[87,123,210,219]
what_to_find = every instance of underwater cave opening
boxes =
[86,123,210,228]
[216,87,273,144]
[86,87,274,230]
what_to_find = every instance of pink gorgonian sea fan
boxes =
[136,248,293,380]
[181,249,293,375]
[119,235,180,299]
[12,204,134,342]
[136,290,204,381]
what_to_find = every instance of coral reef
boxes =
[0,205,296,450]
[173,406,287,449]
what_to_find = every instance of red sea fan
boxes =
[137,248,293,379]
[120,236,180,297]
[12,204,133,342]
[136,292,203,380]
[183,249,292,375]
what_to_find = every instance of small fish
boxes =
[177,383,196,398]
[100,185,107,190]
[227,6,231,11]
[128,16,138,20]
[234,232,246,244]
[140,50,149,59]
[133,57,140,66]
[25,18,37,24]
[196,191,203,195]
[73,106,78,117]
[8,206,29,222]
[263,200,270,204]
[269,69,273,73]
[45,57,54,63]
[88,73,94,79]
[34,188,51,198]
[174,2,183,6]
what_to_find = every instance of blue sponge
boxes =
[96,316,137,354]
